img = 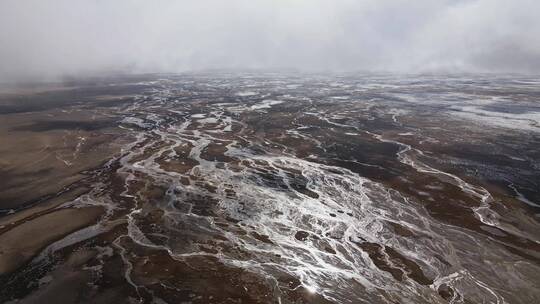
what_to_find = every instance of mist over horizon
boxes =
[1,0,540,82]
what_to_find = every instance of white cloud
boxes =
[1,0,539,81]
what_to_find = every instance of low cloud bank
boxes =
[1,0,539,81]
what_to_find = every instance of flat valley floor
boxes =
[0,73,539,303]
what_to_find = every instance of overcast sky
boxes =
[1,0,539,81]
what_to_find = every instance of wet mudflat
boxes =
[0,73,539,303]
